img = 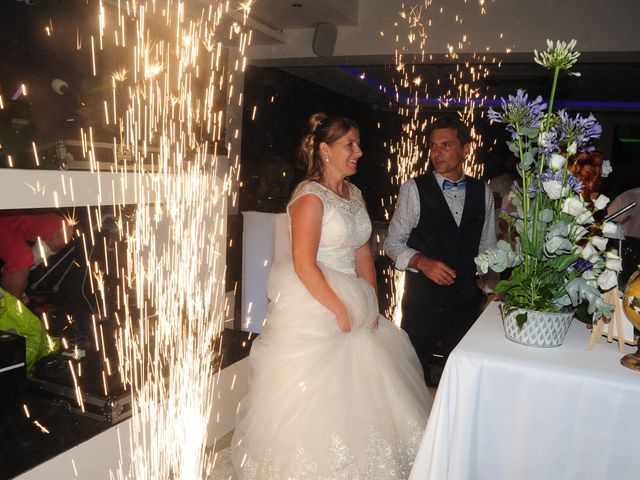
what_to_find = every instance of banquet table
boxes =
[409,302,640,480]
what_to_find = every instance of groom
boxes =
[384,116,496,376]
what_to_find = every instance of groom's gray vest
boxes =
[403,171,485,309]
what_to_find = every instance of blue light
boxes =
[339,65,640,110]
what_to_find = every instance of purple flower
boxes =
[488,89,547,140]
[533,170,583,195]
[527,180,541,195]
[553,110,602,153]
[509,182,524,196]
[569,258,594,274]
[538,131,559,156]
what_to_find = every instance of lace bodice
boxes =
[287,180,372,275]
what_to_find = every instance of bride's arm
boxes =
[290,194,351,332]
[355,242,377,295]
[356,240,381,330]
[353,189,377,294]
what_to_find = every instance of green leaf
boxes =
[495,280,510,295]
[520,126,540,139]
[522,150,536,170]
[520,234,542,258]
[516,312,528,328]
[539,208,554,223]
[555,253,580,271]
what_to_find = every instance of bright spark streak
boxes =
[113,68,128,82]
[25,181,46,196]
[33,421,50,434]
[31,141,40,166]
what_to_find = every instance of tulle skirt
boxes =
[231,256,432,479]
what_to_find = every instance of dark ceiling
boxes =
[276,59,640,113]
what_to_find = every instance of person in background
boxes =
[488,155,517,208]
[608,186,640,239]
[0,211,72,302]
[488,155,518,241]
[570,149,603,202]
[384,116,496,376]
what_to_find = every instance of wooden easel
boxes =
[588,286,635,352]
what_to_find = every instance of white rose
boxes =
[570,225,588,242]
[602,222,620,237]
[590,236,608,251]
[597,269,618,291]
[548,153,566,171]
[582,270,596,281]
[593,194,610,211]
[575,210,595,225]
[605,257,623,272]
[538,132,555,149]
[474,252,490,274]
[562,196,584,216]
[580,243,598,261]
[542,179,564,200]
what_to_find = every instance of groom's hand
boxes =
[411,254,456,286]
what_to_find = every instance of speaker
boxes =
[0,330,26,403]
[312,22,337,58]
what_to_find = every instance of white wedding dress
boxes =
[231,180,431,480]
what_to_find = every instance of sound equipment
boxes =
[27,374,132,424]
[312,22,337,58]
[0,330,26,402]
[45,139,159,172]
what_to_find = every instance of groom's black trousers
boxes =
[401,273,485,376]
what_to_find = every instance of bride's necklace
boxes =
[321,180,349,200]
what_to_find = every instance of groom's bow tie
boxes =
[442,179,467,190]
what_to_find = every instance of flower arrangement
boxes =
[475,40,618,327]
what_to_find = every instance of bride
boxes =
[231,113,432,479]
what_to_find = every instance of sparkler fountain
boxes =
[0,1,251,476]
[83,1,254,478]
[381,0,498,325]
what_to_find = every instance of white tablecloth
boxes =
[410,302,640,480]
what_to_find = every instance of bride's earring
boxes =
[324,156,329,162]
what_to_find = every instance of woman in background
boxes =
[231,113,431,479]
[570,150,603,201]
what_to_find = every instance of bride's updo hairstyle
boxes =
[297,112,359,180]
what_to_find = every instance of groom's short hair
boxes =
[428,116,472,146]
